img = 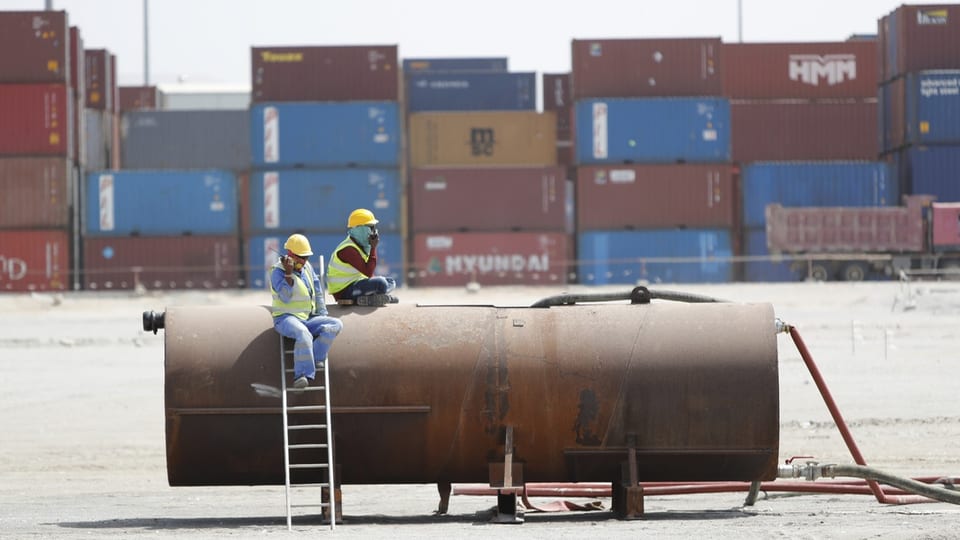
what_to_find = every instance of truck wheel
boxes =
[842,262,867,282]
[810,263,832,282]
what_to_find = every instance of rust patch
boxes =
[574,388,602,446]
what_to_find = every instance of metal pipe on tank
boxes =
[151,301,779,487]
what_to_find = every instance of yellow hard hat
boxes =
[348,208,379,228]
[283,233,313,256]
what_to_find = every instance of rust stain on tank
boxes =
[574,388,602,446]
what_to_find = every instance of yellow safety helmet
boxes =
[283,233,313,257]
[348,208,379,228]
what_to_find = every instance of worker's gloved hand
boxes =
[369,232,379,250]
[282,255,296,275]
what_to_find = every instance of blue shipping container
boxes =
[85,170,237,236]
[741,161,897,228]
[904,145,960,202]
[574,98,731,164]
[249,168,401,233]
[905,71,960,145]
[742,227,802,282]
[246,232,403,290]
[577,229,733,285]
[406,72,536,112]
[250,102,401,168]
[402,57,508,73]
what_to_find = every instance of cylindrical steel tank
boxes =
[155,301,779,487]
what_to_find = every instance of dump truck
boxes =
[765,195,960,281]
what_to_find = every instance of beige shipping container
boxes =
[408,111,557,166]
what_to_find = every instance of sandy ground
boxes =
[1,280,959,539]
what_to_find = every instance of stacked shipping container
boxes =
[247,45,403,289]
[405,58,570,286]
[879,4,960,204]
[0,11,75,291]
[571,38,736,284]
[721,39,894,281]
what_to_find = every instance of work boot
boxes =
[356,294,388,307]
[387,295,399,303]
[293,376,309,389]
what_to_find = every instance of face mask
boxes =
[350,225,371,249]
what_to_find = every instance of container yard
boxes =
[1,2,960,537]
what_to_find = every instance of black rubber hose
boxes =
[826,464,960,505]
[530,286,728,308]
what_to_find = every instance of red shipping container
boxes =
[84,48,112,110]
[542,72,572,110]
[722,41,878,99]
[0,84,72,158]
[110,54,120,169]
[880,4,960,82]
[251,45,399,102]
[410,166,568,233]
[731,99,877,162]
[118,86,159,112]
[69,26,86,168]
[0,157,73,228]
[571,38,722,99]
[0,229,70,291]
[83,236,242,291]
[577,164,736,230]
[931,202,960,249]
[0,11,69,83]
[411,232,571,287]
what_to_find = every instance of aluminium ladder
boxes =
[280,337,336,530]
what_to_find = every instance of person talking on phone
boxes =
[327,208,398,306]
[271,233,343,389]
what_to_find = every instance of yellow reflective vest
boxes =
[327,237,369,294]
[270,261,316,319]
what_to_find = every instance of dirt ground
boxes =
[1,280,959,539]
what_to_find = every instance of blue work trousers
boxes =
[273,314,343,380]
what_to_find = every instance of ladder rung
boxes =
[287,405,327,412]
[289,463,330,469]
[287,386,326,392]
[289,443,329,450]
[290,502,332,508]
[288,424,327,430]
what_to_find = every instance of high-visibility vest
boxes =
[270,261,315,319]
[327,237,369,294]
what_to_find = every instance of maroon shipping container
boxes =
[0,229,70,291]
[880,4,960,82]
[0,11,69,83]
[251,45,399,102]
[931,202,960,249]
[69,26,86,168]
[542,72,572,110]
[84,48,112,110]
[722,41,878,99]
[765,196,927,254]
[83,236,242,291]
[0,84,72,158]
[411,232,571,287]
[880,77,906,153]
[571,38,722,99]
[409,166,568,233]
[118,86,159,112]
[577,164,736,230]
[731,99,877,162]
[109,54,120,169]
[0,157,73,228]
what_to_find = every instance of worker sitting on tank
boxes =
[327,208,398,307]
[271,233,343,389]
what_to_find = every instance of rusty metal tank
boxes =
[148,293,779,487]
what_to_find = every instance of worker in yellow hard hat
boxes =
[327,208,398,307]
[271,233,343,388]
